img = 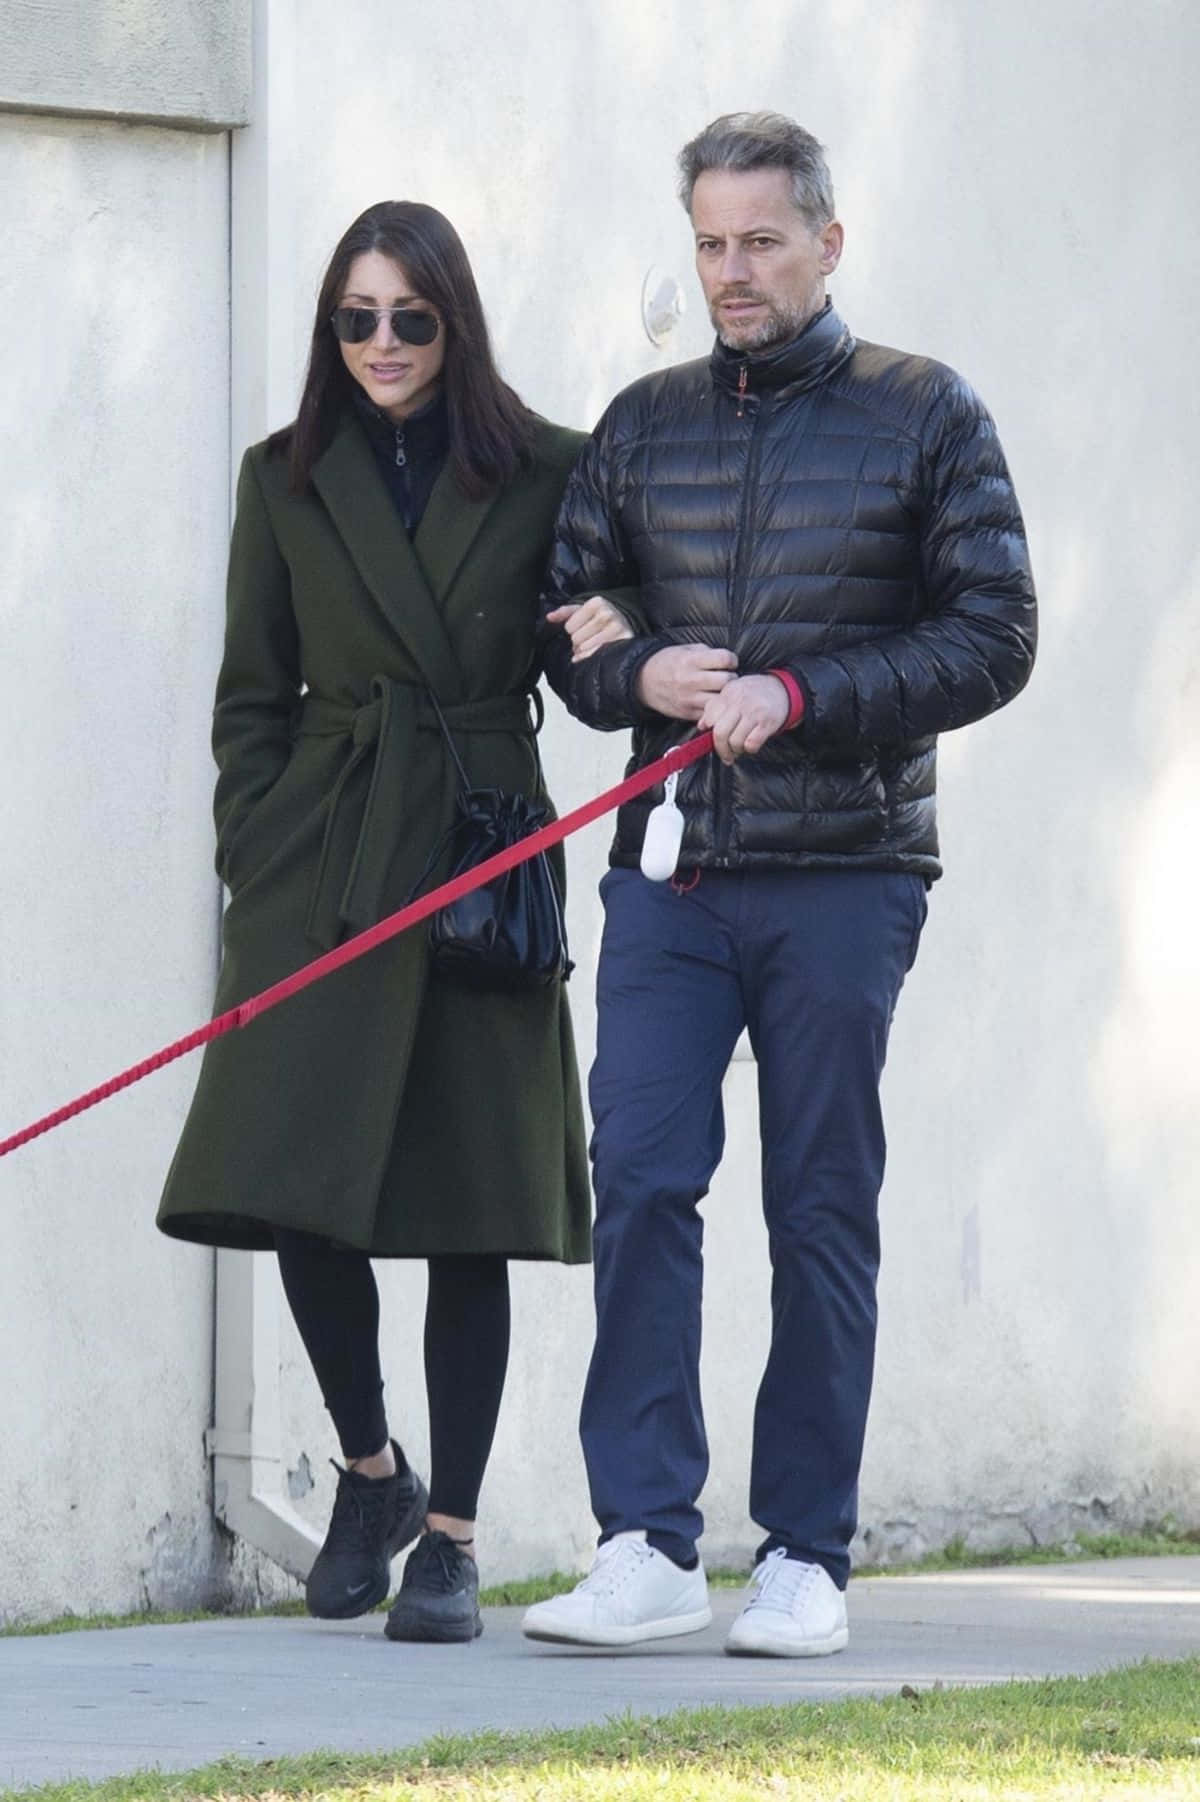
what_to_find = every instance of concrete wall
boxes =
[825,0,1200,1561]
[0,0,251,128]
[256,0,1200,1577]
[1,0,1196,1620]
[0,112,232,1622]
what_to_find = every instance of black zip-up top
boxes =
[539,302,1036,880]
[354,388,450,534]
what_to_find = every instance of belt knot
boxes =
[300,679,536,949]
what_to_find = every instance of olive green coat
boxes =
[157,413,591,1261]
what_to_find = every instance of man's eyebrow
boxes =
[694,225,782,239]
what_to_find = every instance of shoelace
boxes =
[410,1532,468,1593]
[321,1461,392,1551]
[577,1536,653,1599]
[744,1549,819,1615]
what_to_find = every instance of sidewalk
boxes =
[1,1557,1197,1791]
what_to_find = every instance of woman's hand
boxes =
[546,596,635,662]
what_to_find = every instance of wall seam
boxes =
[206,122,236,1567]
[207,0,320,1587]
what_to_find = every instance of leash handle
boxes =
[0,731,713,1159]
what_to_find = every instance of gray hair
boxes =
[677,112,835,230]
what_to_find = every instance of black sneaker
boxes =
[305,1442,428,1620]
[384,1530,483,1643]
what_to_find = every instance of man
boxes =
[524,112,1036,1657]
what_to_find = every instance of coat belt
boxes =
[298,679,535,948]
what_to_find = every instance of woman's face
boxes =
[335,249,445,422]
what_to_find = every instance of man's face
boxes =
[691,167,843,352]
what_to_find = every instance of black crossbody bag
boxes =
[410,688,573,990]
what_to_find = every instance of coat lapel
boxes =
[312,417,464,700]
[414,461,501,606]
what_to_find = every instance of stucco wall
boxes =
[0,114,232,1622]
[2,0,1197,1622]
[824,2,1200,1560]
[0,0,251,128]
[247,0,1200,1578]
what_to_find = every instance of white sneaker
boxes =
[724,1550,849,1657]
[522,1531,712,1646]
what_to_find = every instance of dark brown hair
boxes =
[277,201,536,497]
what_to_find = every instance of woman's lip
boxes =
[370,364,411,378]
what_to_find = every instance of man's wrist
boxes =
[767,668,806,730]
[627,639,670,721]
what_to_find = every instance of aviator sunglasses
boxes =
[330,305,440,346]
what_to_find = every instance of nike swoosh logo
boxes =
[346,1581,373,1600]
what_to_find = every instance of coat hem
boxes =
[156,1210,591,1264]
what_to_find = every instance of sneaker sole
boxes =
[384,1609,484,1644]
[523,1605,713,1647]
[306,1474,430,1621]
[724,1623,849,1658]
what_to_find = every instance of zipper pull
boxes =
[736,364,748,418]
[395,429,407,468]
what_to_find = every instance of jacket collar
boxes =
[352,386,450,465]
[413,464,499,606]
[311,412,465,700]
[345,391,500,607]
[710,299,855,399]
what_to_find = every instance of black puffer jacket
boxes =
[540,303,1036,880]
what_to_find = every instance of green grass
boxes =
[479,1567,747,1607]
[418,1528,1200,1604]
[862,1524,1200,1577]
[3,1657,1199,1802]
[0,1600,311,1638]
[5,1526,1197,1637]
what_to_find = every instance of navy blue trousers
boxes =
[582,866,927,1588]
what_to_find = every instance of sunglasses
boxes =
[330,306,440,346]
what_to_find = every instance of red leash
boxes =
[0,731,713,1160]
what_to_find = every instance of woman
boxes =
[157,201,630,1643]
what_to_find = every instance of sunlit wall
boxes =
[1,0,1196,1616]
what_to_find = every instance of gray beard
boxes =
[713,295,816,352]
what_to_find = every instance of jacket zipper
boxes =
[394,428,407,467]
[714,373,769,862]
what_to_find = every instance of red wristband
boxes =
[767,668,806,730]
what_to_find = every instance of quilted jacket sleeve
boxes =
[537,419,664,732]
[785,375,1037,751]
[211,449,302,884]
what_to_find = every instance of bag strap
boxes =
[423,686,473,793]
[525,685,547,790]
[402,812,466,907]
[424,682,547,792]
[415,681,547,904]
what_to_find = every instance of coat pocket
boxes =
[801,755,888,846]
[220,741,330,896]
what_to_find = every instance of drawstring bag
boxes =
[414,689,573,990]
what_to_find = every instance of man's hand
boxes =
[635,645,739,719]
[698,674,791,764]
[546,597,635,662]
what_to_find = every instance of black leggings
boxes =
[275,1230,510,1522]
